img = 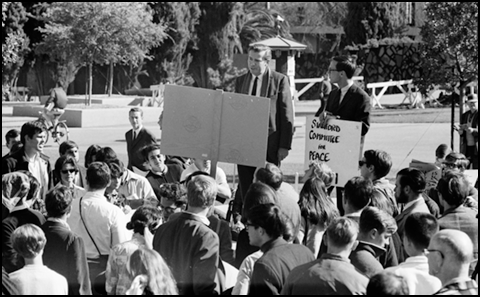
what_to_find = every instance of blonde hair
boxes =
[128,248,178,295]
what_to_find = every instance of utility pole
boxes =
[266,2,270,10]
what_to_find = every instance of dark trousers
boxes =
[232,165,257,218]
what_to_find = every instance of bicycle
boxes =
[38,111,69,144]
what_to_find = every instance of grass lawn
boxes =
[371,105,456,123]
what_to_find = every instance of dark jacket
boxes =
[145,164,184,201]
[208,215,235,266]
[41,220,91,295]
[125,127,157,171]
[349,241,386,278]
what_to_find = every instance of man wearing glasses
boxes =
[315,56,371,215]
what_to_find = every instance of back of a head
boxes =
[247,203,287,239]
[436,170,469,207]
[128,247,178,295]
[304,161,335,187]
[86,162,111,190]
[255,163,283,190]
[432,229,474,265]
[397,168,426,194]
[243,182,278,219]
[364,149,392,179]
[333,56,356,78]
[186,175,217,208]
[106,158,125,179]
[344,176,373,211]
[45,185,74,219]
[5,129,20,143]
[59,140,78,156]
[158,182,187,204]
[367,271,409,295]
[12,224,46,260]
[359,206,397,236]
[299,177,339,227]
[435,144,451,159]
[326,217,359,249]
[404,212,438,251]
[126,205,162,235]
[2,172,30,216]
[85,144,102,168]
[95,147,118,163]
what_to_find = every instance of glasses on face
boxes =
[424,248,444,259]
[61,169,78,174]
[358,160,366,167]
[327,68,338,73]
[244,222,256,229]
[442,163,462,169]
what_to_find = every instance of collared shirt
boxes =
[339,81,354,105]
[249,72,264,96]
[46,217,71,231]
[403,196,424,212]
[182,210,210,226]
[385,255,442,295]
[435,277,478,295]
[67,190,130,259]
[118,169,156,201]
[232,250,263,295]
[105,233,147,295]
[26,152,49,199]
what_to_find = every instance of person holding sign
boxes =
[232,44,294,221]
[315,56,371,215]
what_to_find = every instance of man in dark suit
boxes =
[125,107,157,174]
[152,174,221,295]
[455,94,478,169]
[315,56,372,215]
[232,44,294,219]
[41,185,91,295]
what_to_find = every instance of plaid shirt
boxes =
[434,278,478,295]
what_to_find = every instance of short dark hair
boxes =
[359,206,397,235]
[436,171,469,207]
[86,162,111,190]
[396,168,426,194]
[12,224,46,259]
[129,107,143,116]
[435,144,450,159]
[126,205,162,235]
[95,147,118,163]
[141,143,162,162]
[344,176,373,210]
[247,203,288,239]
[367,271,409,295]
[255,163,283,190]
[106,158,125,178]
[54,155,79,184]
[16,170,41,203]
[332,56,356,78]
[444,152,470,170]
[45,185,73,218]
[243,182,278,220]
[364,149,392,179]
[158,182,187,206]
[248,44,272,62]
[20,121,47,145]
[5,129,20,143]
[404,212,438,250]
[59,140,78,156]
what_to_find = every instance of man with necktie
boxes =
[315,56,371,215]
[231,44,294,221]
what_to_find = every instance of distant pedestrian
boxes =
[126,107,157,174]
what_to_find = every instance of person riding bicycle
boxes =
[43,87,68,136]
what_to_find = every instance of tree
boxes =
[272,2,347,27]
[187,2,243,89]
[342,2,408,47]
[414,2,478,149]
[2,2,29,101]
[148,2,201,85]
[35,2,166,104]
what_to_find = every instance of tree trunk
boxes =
[108,63,114,97]
[88,62,93,106]
[451,93,455,150]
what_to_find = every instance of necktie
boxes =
[133,131,136,141]
[251,77,258,96]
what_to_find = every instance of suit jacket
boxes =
[316,83,371,136]
[152,212,220,295]
[235,68,294,165]
[125,127,157,171]
[460,109,478,156]
[41,221,91,295]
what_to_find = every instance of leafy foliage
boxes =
[273,2,347,27]
[414,2,478,97]
[207,59,247,92]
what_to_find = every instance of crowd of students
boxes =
[1,114,478,295]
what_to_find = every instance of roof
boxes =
[250,36,307,51]
[290,26,344,35]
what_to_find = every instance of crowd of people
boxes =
[1,45,478,295]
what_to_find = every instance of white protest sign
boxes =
[161,85,270,168]
[409,160,442,190]
[304,116,362,186]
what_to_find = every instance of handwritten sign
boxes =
[161,85,271,168]
[409,159,442,190]
[304,116,362,186]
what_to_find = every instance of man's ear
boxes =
[369,228,378,240]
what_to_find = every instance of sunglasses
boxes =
[358,160,366,167]
[61,169,78,174]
